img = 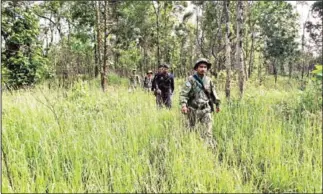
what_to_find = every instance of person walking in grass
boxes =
[129,69,141,92]
[143,70,154,92]
[179,58,220,149]
[151,64,164,93]
[153,64,174,109]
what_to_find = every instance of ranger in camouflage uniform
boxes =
[179,58,220,149]
[129,69,141,91]
[143,70,153,92]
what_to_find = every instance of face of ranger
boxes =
[196,63,208,76]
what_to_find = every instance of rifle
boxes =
[193,74,216,113]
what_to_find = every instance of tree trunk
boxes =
[258,56,263,86]
[273,60,278,84]
[301,6,310,80]
[49,14,54,48]
[180,38,185,75]
[225,1,231,100]
[288,61,292,79]
[280,61,285,76]
[95,1,101,78]
[153,1,160,66]
[143,45,147,71]
[196,6,208,58]
[101,1,108,92]
[301,33,305,80]
[248,31,255,78]
[237,0,245,98]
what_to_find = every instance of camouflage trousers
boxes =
[186,107,216,149]
[156,90,172,108]
[128,83,137,92]
[144,87,152,92]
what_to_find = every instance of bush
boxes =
[107,72,128,86]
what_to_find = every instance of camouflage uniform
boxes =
[143,70,153,92]
[129,69,140,91]
[179,59,220,149]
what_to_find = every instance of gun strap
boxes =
[193,75,210,98]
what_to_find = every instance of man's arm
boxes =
[179,78,192,107]
[151,76,156,91]
[155,76,160,90]
[210,81,220,107]
[171,76,175,93]
[180,78,192,114]
[136,75,140,83]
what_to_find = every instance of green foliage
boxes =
[70,1,95,28]
[2,79,322,192]
[119,42,142,69]
[309,64,323,105]
[2,2,48,89]
[255,2,299,67]
[311,64,322,81]
[108,72,128,86]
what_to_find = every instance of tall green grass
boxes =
[2,77,322,193]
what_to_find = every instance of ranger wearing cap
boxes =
[129,68,141,91]
[143,70,154,91]
[179,58,220,149]
[154,63,174,108]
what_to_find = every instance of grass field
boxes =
[2,77,322,193]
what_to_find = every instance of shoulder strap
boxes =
[193,75,212,98]
[193,75,215,112]
[193,74,205,89]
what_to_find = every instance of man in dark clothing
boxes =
[154,64,174,109]
[151,64,164,92]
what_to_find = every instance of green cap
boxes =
[163,64,170,69]
[194,58,211,70]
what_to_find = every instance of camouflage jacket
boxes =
[179,74,220,110]
[143,76,153,88]
[130,74,140,85]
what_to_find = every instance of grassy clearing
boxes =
[2,77,322,193]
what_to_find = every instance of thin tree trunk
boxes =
[288,61,292,79]
[101,1,108,92]
[301,33,305,80]
[301,5,310,80]
[143,45,147,71]
[248,31,255,78]
[280,61,285,75]
[258,56,263,85]
[180,38,185,74]
[95,1,101,78]
[67,21,71,44]
[152,1,160,66]
[237,0,245,98]
[196,6,208,58]
[49,14,54,48]
[94,39,98,78]
[273,60,278,84]
[225,1,231,100]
